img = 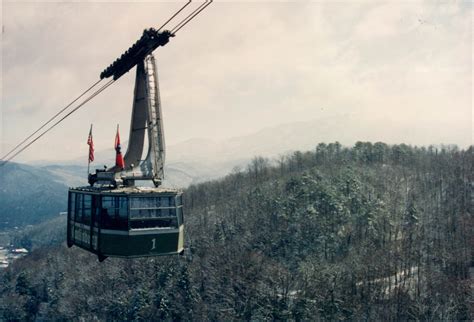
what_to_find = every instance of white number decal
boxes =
[151,238,156,250]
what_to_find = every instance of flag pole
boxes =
[87,124,93,178]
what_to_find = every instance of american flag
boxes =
[87,125,94,163]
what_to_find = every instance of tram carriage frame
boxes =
[63,3,216,260]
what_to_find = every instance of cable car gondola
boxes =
[67,53,183,261]
[67,187,184,261]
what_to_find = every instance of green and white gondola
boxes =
[67,186,184,261]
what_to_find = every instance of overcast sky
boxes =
[1,0,472,162]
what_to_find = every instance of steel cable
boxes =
[0,79,115,166]
[157,0,192,32]
[171,0,213,34]
[0,79,104,161]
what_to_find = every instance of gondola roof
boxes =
[70,186,182,195]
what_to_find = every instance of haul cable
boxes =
[171,0,213,34]
[0,80,115,166]
[0,79,104,162]
[157,0,192,32]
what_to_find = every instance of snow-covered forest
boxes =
[0,142,472,320]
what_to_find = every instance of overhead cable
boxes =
[171,0,213,34]
[0,79,103,161]
[157,0,192,32]
[0,80,115,167]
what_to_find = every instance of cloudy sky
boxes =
[1,0,472,162]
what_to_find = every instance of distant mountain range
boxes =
[0,163,68,228]
[3,116,455,229]
[28,115,381,187]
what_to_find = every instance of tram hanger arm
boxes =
[100,29,175,81]
[99,0,214,81]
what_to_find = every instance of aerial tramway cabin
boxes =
[66,19,199,260]
[67,187,184,260]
